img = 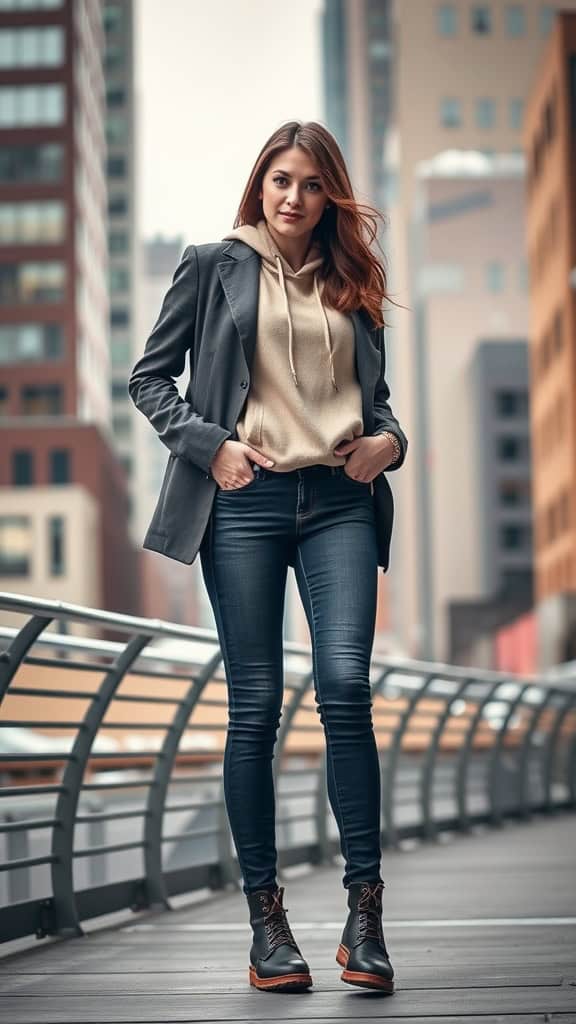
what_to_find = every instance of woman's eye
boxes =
[273,177,287,186]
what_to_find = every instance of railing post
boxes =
[143,649,223,907]
[517,688,556,818]
[0,614,53,703]
[51,634,151,937]
[420,677,472,840]
[455,680,501,831]
[487,683,530,825]
[542,694,575,811]
[383,672,436,847]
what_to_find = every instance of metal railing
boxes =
[1,591,575,945]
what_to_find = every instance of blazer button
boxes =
[240,380,248,389]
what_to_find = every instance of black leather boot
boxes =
[246,884,313,991]
[336,881,394,992]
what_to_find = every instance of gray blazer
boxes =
[128,240,408,571]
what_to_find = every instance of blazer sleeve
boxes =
[372,325,408,472]
[128,244,231,475]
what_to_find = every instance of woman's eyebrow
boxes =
[271,168,322,180]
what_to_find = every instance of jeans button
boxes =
[240,380,248,389]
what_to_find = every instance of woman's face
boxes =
[260,146,328,240]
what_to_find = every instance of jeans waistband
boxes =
[251,463,346,481]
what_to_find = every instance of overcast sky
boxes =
[135,0,325,245]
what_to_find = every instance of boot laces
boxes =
[356,882,386,947]
[263,887,297,951]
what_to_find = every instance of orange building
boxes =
[524,12,576,667]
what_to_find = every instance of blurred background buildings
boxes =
[0,0,575,674]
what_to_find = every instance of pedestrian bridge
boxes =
[0,592,575,1022]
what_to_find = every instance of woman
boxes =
[128,120,407,995]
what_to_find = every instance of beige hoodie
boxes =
[222,219,364,472]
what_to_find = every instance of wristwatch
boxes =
[381,430,401,467]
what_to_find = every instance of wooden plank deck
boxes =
[1,815,575,1023]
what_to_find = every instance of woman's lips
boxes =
[279,212,303,221]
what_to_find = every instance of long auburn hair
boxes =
[234,121,391,329]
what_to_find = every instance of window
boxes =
[471,5,491,33]
[110,307,130,327]
[48,516,64,576]
[438,4,457,35]
[106,115,127,145]
[498,436,525,461]
[0,142,64,184]
[111,338,131,366]
[540,5,555,36]
[0,262,65,304]
[0,0,62,8]
[506,5,525,36]
[440,97,462,128]
[104,3,124,32]
[0,516,31,577]
[109,230,128,254]
[476,97,496,129]
[111,380,128,400]
[495,390,528,417]
[12,450,34,486]
[108,194,128,217]
[0,201,66,244]
[21,383,62,415]
[499,523,529,550]
[553,309,563,352]
[0,85,65,126]
[107,155,126,178]
[106,86,126,108]
[0,323,63,362]
[110,267,129,293]
[0,27,64,67]
[113,413,131,438]
[49,449,69,484]
[509,98,524,131]
[486,261,505,292]
[499,481,530,507]
[104,45,124,72]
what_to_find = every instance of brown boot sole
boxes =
[249,964,313,991]
[336,943,394,993]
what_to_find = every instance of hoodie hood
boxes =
[222,219,337,390]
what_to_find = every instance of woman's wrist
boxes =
[379,430,401,468]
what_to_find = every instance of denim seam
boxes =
[205,516,253,891]
[295,546,352,875]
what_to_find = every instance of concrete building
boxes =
[524,11,576,667]
[410,151,532,661]
[322,0,393,206]
[103,0,141,535]
[383,0,576,659]
[0,0,139,628]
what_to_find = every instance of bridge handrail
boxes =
[1,590,575,945]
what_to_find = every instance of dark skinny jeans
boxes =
[199,462,384,895]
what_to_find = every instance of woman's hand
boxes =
[334,435,396,483]
[210,440,274,489]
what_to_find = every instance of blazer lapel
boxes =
[217,246,260,372]
[217,245,380,434]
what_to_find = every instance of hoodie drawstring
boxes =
[275,254,298,388]
[274,254,338,392]
[314,272,338,392]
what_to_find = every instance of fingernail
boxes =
[266,459,274,466]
